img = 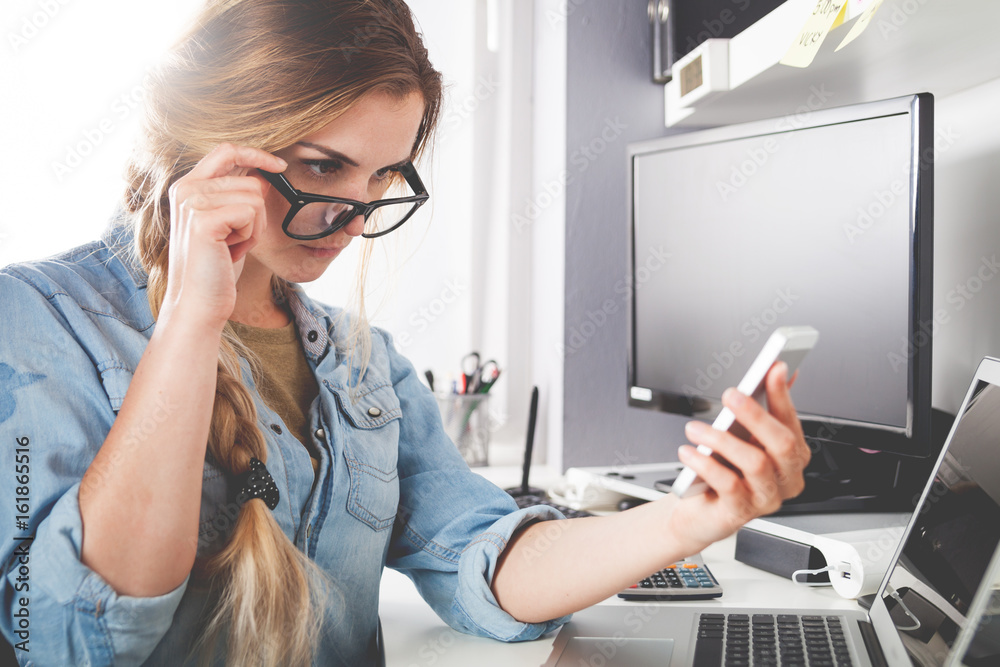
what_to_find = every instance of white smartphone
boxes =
[669,325,819,499]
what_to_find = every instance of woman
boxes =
[0,0,811,665]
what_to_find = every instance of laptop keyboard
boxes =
[694,613,855,667]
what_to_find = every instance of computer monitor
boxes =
[627,93,934,459]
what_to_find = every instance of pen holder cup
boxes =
[435,393,491,467]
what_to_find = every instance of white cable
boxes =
[791,565,835,587]
[887,587,922,632]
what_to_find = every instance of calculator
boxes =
[617,556,723,601]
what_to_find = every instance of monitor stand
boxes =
[771,408,954,516]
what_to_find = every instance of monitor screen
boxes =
[627,94,934,457]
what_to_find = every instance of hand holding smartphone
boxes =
[669,326,819,499]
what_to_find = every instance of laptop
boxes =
[544,356,1000,667]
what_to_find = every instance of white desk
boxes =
[378,466,864,667]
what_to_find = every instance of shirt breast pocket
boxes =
[332,381,402,532]
[97,363,134,413]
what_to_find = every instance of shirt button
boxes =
[307,330,319,343]
[270,424,283,435]
[368,407,382,418]
[306,525,312,538]
[315,428,325,440]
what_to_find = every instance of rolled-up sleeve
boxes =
[6,483,189,666]
[452,505,572,640]
[380,330,570,642]
[0,270,187,666]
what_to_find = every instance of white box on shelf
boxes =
[668,38,730,111]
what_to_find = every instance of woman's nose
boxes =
[342,213,366,237]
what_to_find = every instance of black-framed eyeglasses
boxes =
[258,161,429,240]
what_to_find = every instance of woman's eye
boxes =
[374,167,402,185]
[302,159,342,177]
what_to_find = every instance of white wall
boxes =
[932,76,1000,414]
[0,0,205,265]
[531,0,568,472]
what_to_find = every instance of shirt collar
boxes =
[101,207,149,289]
[283,284,334,362]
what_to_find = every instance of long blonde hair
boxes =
[123,1,442,664]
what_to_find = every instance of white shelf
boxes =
[665,0,1000,128]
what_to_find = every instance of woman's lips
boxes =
[300,245,344,259]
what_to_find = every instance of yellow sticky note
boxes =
[829,2,849,31]
[844,0,881,22]
[835,0,885,51]
[780,0,848,69]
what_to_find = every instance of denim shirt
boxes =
[0,217,569,666]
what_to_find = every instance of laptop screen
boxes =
[877,380,1000,665]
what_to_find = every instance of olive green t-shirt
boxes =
[229,319,321,472]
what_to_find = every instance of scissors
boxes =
[473,360,501,394]
[460,352,480,394]
[460,352,501,394]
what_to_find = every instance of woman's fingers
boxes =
[186,142,286,181]
[682,422,784,518]
[161,143,284,327]
[787,369,799,389]
[683,374,810,505]
[722,385,808,494]
[175,190,268,245]
[764,363,807,447]
[676,444,757,529]
[672,367,811,548]
[170,175,267,202]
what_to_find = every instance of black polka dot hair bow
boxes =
[236,457,280,510]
